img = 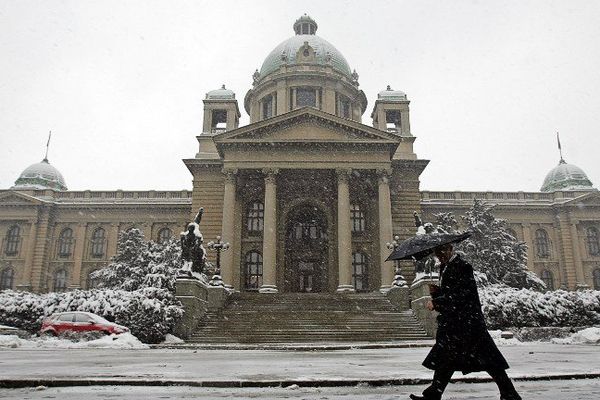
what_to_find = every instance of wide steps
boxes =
[188,292,431,344]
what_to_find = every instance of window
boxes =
[87,271,99,289]
[593,269,600,290]
[586,227,600,256]
[352,252,369,292]
[245,251,263,290]
[57,228,74,257]
[246,202,264,233]
[0,268,14,290]
[296,88,316,108]
[336,94,351,119]
[211,110,227,133]
[90,228,106,258]
[58,313,74,322]
[289,222,326,240]
[75,313,93,323]
[4,225,21,256]
[350,204,365,233]
[385,110,401,133]
[262,95,273,119]
[157,228,172,244]
[540,269,554,290]
[535,229,550,258]
[53,269,68,292]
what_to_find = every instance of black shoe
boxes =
[410,395,438,400]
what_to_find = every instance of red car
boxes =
[40,311,129,336]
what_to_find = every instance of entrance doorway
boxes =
[284,204,329,293]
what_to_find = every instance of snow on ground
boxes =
[0,332,148,349]
[552,327,600,345]
[161,334,184,344]
[0,379,599,400]
[488,330,524,346]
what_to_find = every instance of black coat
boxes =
[422,255,509,374]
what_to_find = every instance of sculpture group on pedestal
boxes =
[179,207,207,279]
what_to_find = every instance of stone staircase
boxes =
[188,292,431,343]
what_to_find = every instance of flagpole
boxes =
[556,132,564,162]
[44,131,51,161]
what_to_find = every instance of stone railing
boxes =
[409,277,439,337]
[420,190,585,203]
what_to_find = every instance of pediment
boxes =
[214,107,400,145]
[0,191,44,206]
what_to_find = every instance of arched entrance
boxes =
[284,204,329,293]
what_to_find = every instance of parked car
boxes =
[40,312,129,336]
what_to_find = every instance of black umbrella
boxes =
[386,232,472,261]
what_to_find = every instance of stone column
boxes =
[70,222,87,289]
[569,218,587,288]
[260,169,279,293]
[221,169,237,289]
[336,168,354,292]
[30,206,52,292]
[378,169,394,292]
[521,223,535,272]
[106,223,119,260]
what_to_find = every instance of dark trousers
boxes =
[423,368,521,400]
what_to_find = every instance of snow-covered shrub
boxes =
[480,285,600,329]
[0,288,183,344]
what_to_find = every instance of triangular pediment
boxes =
[214,107,401,144]
[0,190,45,206]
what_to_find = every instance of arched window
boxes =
[593,269,600,290]
[586,227,600,256]
[352,252,369,292]
[4,225,21,256]
[0,268,14,290]
[157,228,172,244]
[90,228,106,258]
[535,229,550,258]
[540,269,554,290]
[246,202,264,233]
[57,228,74,257]
[350,204,365,233]
[53,269,68,292]
[244,251,263,290]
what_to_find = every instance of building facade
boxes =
[2,15,600,294]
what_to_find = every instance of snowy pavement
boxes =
[0,379,599,399]
[0,342,598,386]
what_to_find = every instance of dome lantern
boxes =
[293,14,318,35]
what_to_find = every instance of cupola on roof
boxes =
[541,159,594,192]
[258,14,353,81]
[378,85,407,101]
[206,85,236,100]
[12,158,68,191]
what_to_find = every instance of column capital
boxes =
[376,168,393,184]
[262,168,279,184]
[335,168,352,183]
[222,168,238,184]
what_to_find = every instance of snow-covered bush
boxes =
[0,288,183,344]
[480,285,600,329]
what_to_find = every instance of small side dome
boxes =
[206,85,235,100]
[378,85,407,101]
[541,159,594,192]
[12,158,68,191]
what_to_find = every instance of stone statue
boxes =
[180,207,207,276]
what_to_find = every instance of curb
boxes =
[1,373,599,389]
[150,341,435,351]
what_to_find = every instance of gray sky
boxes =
[1,0,599,192]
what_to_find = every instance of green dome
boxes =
[206,85,235,100]
[541,159,594,192]
[12,158,67,191]
[258,16,352,81]
[378,85,407,101]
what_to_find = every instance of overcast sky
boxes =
[1,0,599,192]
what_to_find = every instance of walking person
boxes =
[410,243,521,400]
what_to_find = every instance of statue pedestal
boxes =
[173,277,230,340]
[386,285,410,311]
[410,277,439,337]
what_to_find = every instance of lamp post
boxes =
[386,235,407,287]
[207,236,229,287]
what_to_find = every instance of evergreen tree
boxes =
[91,228,181,293]
[435,199,546,290]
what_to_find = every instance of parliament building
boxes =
[2,15,600,295]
